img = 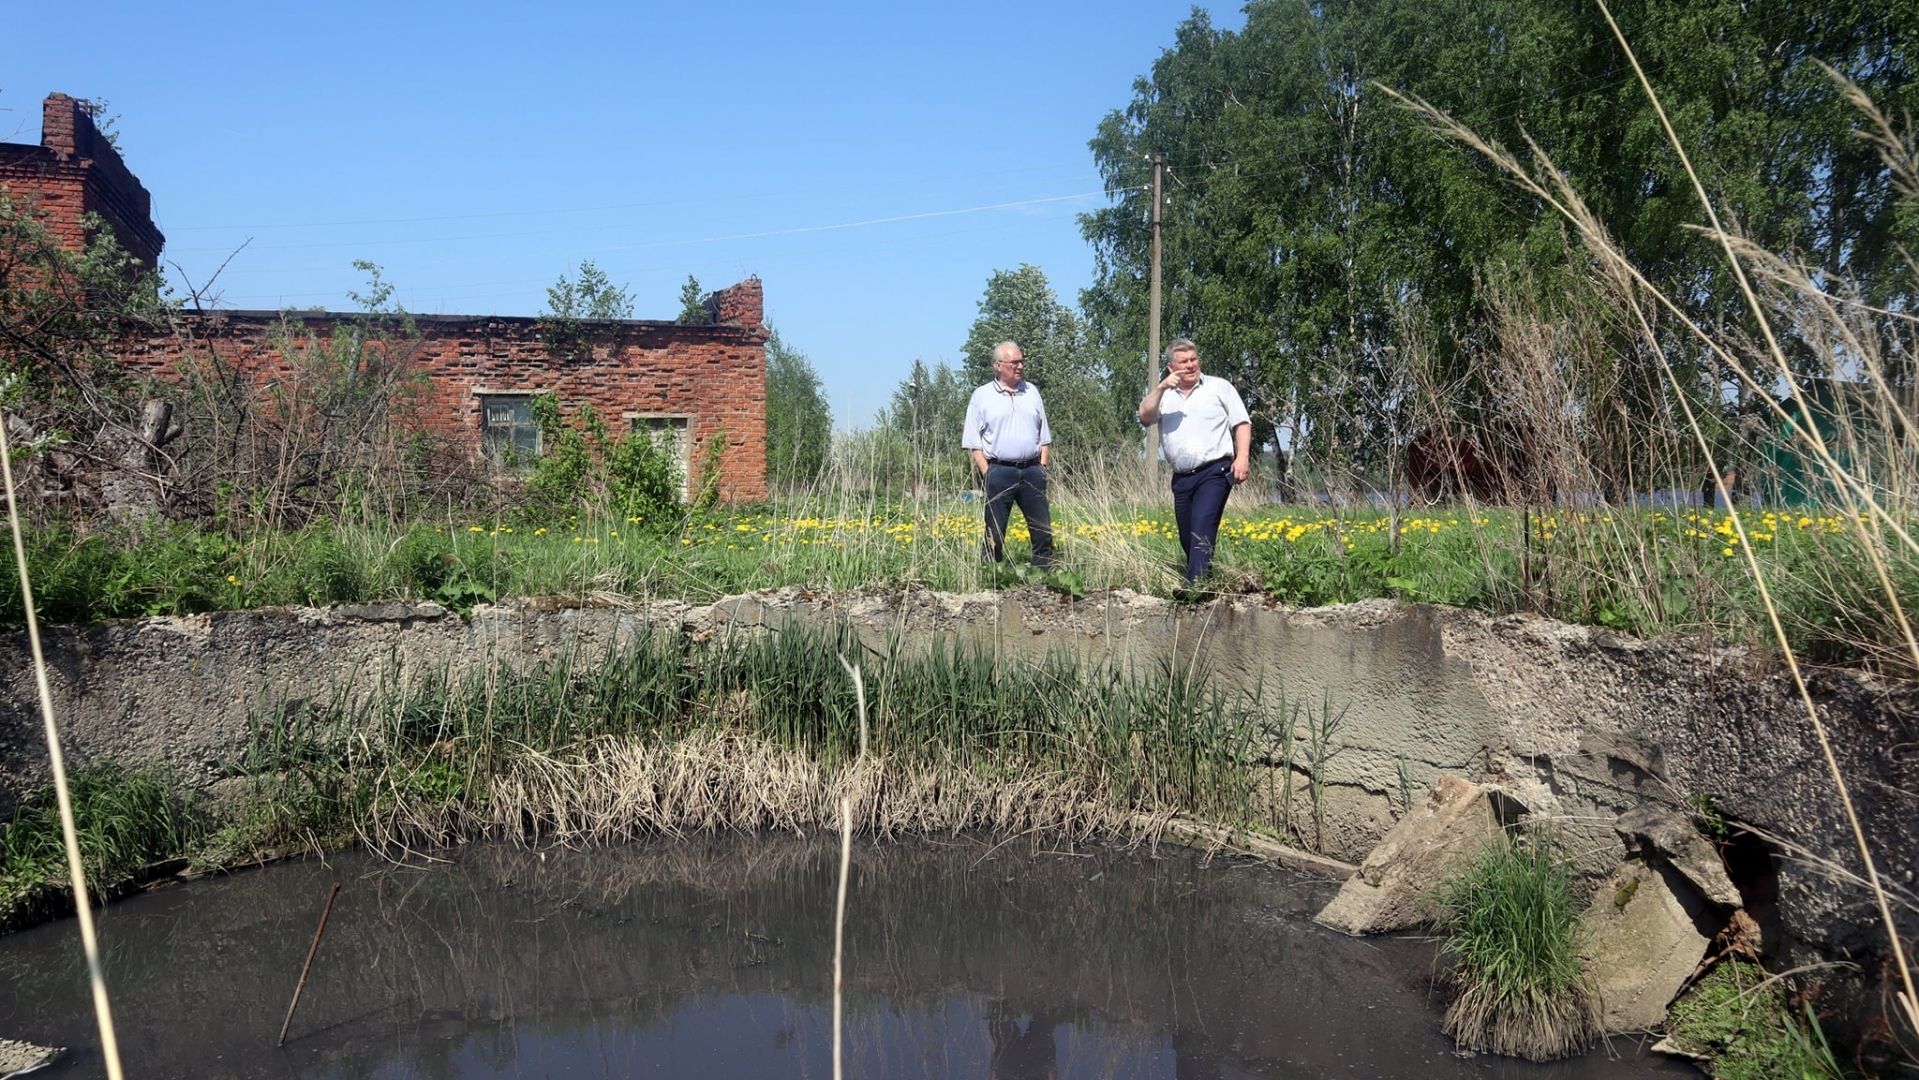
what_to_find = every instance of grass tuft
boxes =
[0,762,201,924]
[1434,829,1599,1061]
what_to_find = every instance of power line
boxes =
[198,206,1102,307]
[162,162,1098,233]
[168,190,1119,258]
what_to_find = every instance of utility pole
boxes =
[909,360,923,503]
[1147,153,1164,467]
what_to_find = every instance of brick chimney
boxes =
[705,277,764,331]
[16,93,165,268]
[41,93,82,156]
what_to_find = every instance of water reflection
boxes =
[989,1009,1055,1079]
[0,836,1692,1079]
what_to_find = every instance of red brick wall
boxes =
[4,94,772,503]
[0,93,165,269]
[123,299,770,504]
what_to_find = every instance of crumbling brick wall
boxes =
[3,92,770,504]
[120,282,770,503]
[0,93,165,268]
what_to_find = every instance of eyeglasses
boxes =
[999,359,1025,365]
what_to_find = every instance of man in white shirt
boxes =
[1138,338,1250,583]
[961,341,1055,571]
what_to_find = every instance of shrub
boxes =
[605,424,683,528]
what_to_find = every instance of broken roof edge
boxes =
[174,308,770,340]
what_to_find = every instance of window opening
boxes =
[481,394,541,465]
[629,414,692,498]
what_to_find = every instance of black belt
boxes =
[1173,456,1232,478]
[987,456,1040,468]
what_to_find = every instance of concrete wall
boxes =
[2,587,1913,972]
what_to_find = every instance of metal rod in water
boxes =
[278,881,342,1046]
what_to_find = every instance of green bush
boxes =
[522,395,596,520]
[605,425,683,529]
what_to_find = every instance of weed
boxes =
[1687,791,1733,844]
[1301,694,1346,853]
[1664,960,1848,1080]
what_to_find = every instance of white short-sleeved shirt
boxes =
[961,380,1051,462]
[1152,375,1249,472]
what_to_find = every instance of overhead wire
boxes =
[167,190,1117,257]
[162,161,1098,233]
[215,208,1089,308]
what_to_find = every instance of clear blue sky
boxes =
[4,1,1244,429]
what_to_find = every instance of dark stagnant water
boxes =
[0,836,1697,1079]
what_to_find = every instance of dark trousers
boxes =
[982,462,1054,569]
[1170,458,1234,581]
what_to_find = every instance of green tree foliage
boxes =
[961,264,1125,466]
[763,328,832,489]
[862,359,974,494]
[677,274,707,324]
[0,191,168,441]
[1082,0,1919,479]
[540,259,634,350]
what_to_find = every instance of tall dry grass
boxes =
[1379,3,1918,1045]
[230,622,1298,864]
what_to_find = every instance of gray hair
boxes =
[1163,337,1198,364]
[991,341,1023,363]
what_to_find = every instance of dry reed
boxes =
[1377,1,1919,1046]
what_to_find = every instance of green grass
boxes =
[0,762,201,926]
[1664,960,1849,1080]
[1434,829,1599,1061]
[6,496,1909,669]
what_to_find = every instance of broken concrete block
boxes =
[1581,859,1718,1033]
[1614,804,1741,909]
[1314,774,1505,935]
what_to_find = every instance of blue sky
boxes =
[4,1,1245,429]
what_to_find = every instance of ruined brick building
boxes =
[1,92,768,502]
